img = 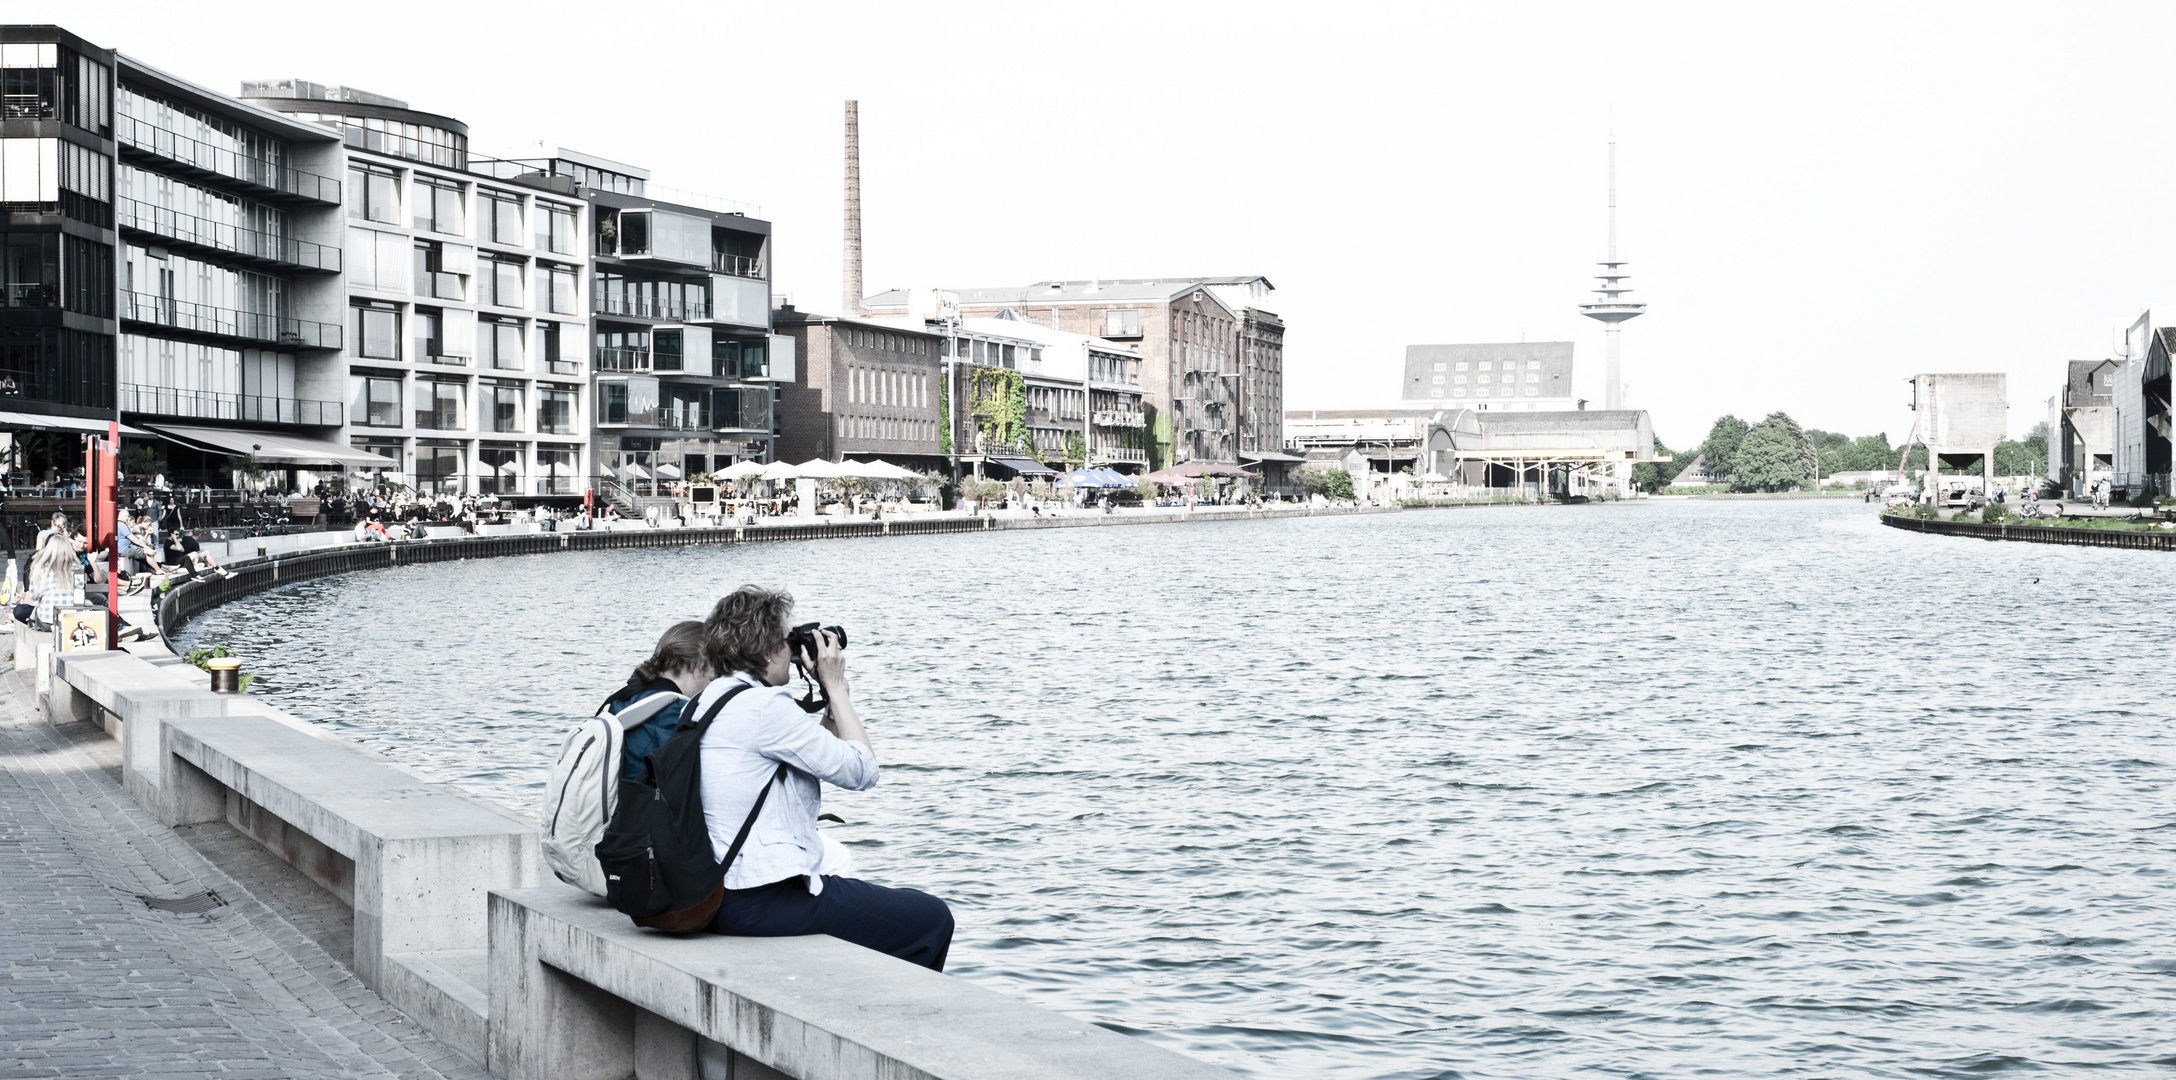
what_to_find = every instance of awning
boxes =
[0,410,154,437]
[147,424,393,468]
[990,456,1060,477]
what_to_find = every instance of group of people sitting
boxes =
[9,510,233,631]
[590,586,953,971]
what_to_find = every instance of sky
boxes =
[47,1,2176,448]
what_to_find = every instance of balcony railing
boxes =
[2,283,54,309]
[594,347,651,372]
[120,383,344,426]
[414,271,466,301]
[715,389,772,433]
[120,291,343,350]
[418,352,470,367]
[711,252,763,278]
[116,197,340,272]
[1096,447,1149,463]
[593,294,710,321]
[1094,410,1148,428]
[115,113,342,204]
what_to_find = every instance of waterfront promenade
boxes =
[0,668,484,1079]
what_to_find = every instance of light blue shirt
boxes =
[694,672,877,893]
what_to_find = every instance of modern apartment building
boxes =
[236,81,596,497]
[2048,358,2115,497]
[1,26,384,484]
[862,275,1285,471]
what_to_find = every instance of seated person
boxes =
[162,530,234,580]
[601,621,713,782]
[689,585,953,971]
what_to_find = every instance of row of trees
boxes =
[1633,414,2051,494]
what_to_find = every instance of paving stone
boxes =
[0,671,486,1079]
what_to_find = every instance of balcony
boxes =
[594,294,710,322]
[120,384,344,427]
[120,292,342,351]
[1097,447,1149,464]
[116,197,340,273]
[417,353,470,368]
[2,283,54,309]
[712,252,763,279]
[115,113,341,205]
[594,347,651,372]
[414,271,467,301]
[1094,409,1147,428]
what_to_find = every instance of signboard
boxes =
[55,607,108,653]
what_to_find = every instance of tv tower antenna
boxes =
[1580,130,1645,410]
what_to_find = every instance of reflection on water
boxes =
[179,501,2176,1079]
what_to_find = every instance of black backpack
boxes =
[594,682,787,931]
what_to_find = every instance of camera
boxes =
[787,622,847,658]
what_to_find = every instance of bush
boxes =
[1981,502,2015,524]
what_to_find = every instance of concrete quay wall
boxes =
[1881,512,2176,550]
[18,507,1327,1077]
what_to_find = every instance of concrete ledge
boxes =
[489,886,1236,1080]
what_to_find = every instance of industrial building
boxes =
[1401,342,1575,410]
[2048,359,2115,498]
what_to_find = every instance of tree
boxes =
[1698,415,1749,482]
[1849,433,1895,473]
[1632,436,1686,493]
[1732,414,1813,491]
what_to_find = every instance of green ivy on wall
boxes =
[939,377,952,455]
[968,367,1028,452]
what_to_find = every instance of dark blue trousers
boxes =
[710,875,954,972]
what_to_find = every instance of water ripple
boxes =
[177,500,2176,1079]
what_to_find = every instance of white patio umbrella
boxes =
[757,460,800,482]
[617,462,652,481]
[717,460,766,480]
[1419,472,1449,482]
[793,458,841,479]
[654,463,684,480]
[848,459,920,480]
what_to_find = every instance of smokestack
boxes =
[843,100,863,317]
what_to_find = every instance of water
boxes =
[175,500,2176,1079]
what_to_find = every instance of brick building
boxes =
[770,304,944,470]
[862,275,1283,470]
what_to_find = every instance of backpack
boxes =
[540,690,686,896]
[596,682,785,931]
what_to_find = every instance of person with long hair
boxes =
[603,621,715,782]
[16,533,79,630]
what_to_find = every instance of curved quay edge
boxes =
[1879,511,2176,550]
[44,508,1438,1080]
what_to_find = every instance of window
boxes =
[352,375,402,427]
[1454,375,1467,385]
[1455,362,1468,372]
[547,263,577,314]
[1527,360,1542,369]
[1104,310,1141,336]
[486,256,523,308]
[1431,388,1444,399]
[536,447,576,494]
[482,191,523,246]
[413,307,442,360]
[1001,344,1015,369]
[356,305,399,360]
[1433,362,1447,371]
[1453,388,1467,398]
[412,241,466,300]
[540,321,574,375]
[599,380,628,425]
[1526,372,1539,383]
[1478,362,1493,372]
[482,317,522,370]
[413,177,463,235]
[417,443,462,494]
[652,329,683,372]
[476,446,521,494]
[414,379,464,430]
[536,202,576,254]
[346,228,414,292]
[347,164,399,224]
[538,386,576,433]
[1432,375,1445,385]
[487,383,522,432]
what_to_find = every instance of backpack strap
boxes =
[679,680,789,881]
[719,761,789,881]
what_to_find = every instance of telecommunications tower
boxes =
[1579,134,1644,410]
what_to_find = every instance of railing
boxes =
[419,353,470,367]
[711,252,763,278]
[120,292,343,350]
[115,113,342,204]
[593,294,710,321]
[120,383,343,426]
[1097,447,1149,463]
[594,346,650,372]
[1095,410,1148,428]
[2,283,53,308]
[1881,512,2176,550]
[115,197,340,272]
[413,271,466,301]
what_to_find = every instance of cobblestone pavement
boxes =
[0,670,486,1079]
